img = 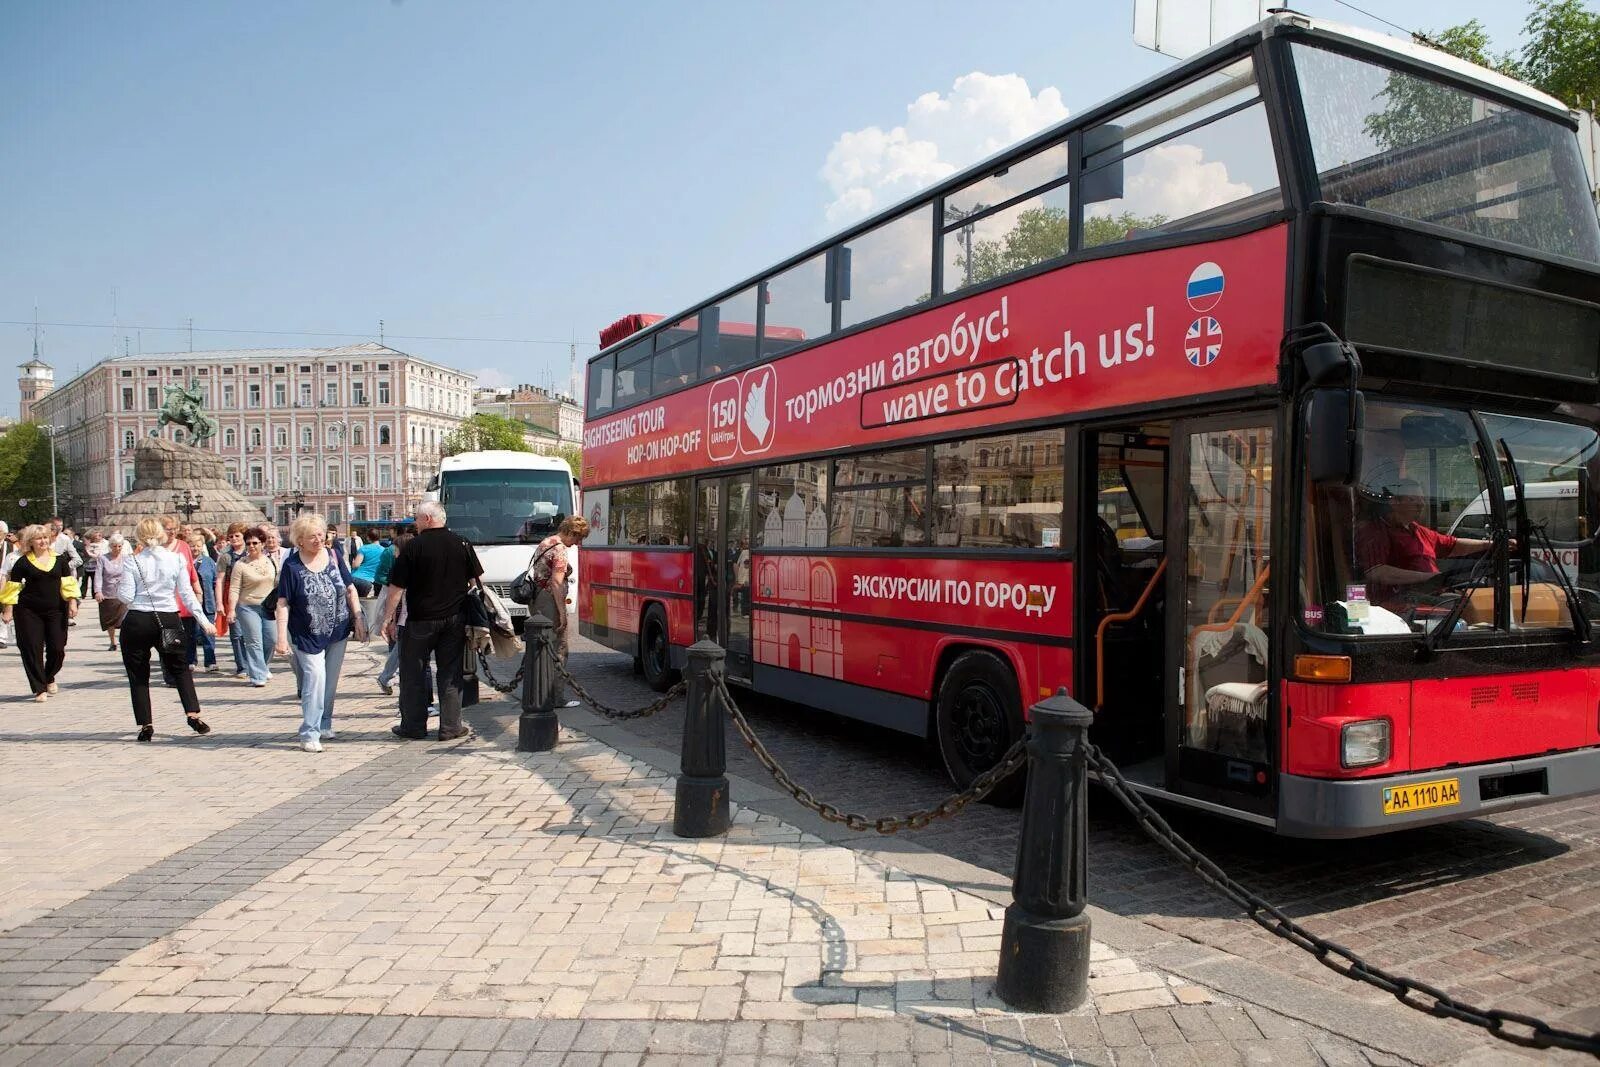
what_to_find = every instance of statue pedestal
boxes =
[98,437,272,532]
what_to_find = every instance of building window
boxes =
[121,388,134,411]
[146,386,159,409]
[275,427,288,447]
[249,427,263,448]
[275,463,288,489]
[351,425,365,446]
[120,369,133,378]
[122,429,135,450]
[222,384,235,408]
[378,380,390,405]
[224,427,237,448]
[300,462,315,489]
[353,503,368,521]
[353,465,367,489]
[273,383,286,405]
[379,503,393,520]
[378,424,391,445]
[326,425,340,447]
[250,466,263,491]
[300,364,311,373]
[248,384,261,408]
[327,464,341,491]
[352,382,366,405]
[325,382,338,406]
[299,382,312,407]
[377,362,389,371]
[301,426,313,448]
[123,465,135,493]
[325,364,337,373]
[378,462,393,489]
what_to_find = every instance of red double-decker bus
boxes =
[579,13,1600,836]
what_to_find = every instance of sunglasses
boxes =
[246,540,262,546]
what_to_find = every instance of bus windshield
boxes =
[1302,400,1600,637]
[1294,44,1600,264]
[438,469,574,546]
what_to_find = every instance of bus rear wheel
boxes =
[640,606,677,692]
[935,650,1025,806]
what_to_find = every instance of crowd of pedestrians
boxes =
[0,503,570,752]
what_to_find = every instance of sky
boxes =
[0,0,1534,414]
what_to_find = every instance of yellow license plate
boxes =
[1382,778,1461,815]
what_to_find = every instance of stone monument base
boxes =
[98,436,271,533]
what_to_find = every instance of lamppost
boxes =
[276,487,306,519]
[171,489,203,523]
[944,202,988,288]
[41,424,61,519]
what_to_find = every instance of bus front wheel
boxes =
[640,606,678,693]
[935,650,1026,806]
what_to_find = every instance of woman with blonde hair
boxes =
[273,513,366,752]
[112,516,217,741]
[0,524,81,701]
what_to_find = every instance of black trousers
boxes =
[398,613,465,736]
[14,605,67,695]
[121,610,202,726]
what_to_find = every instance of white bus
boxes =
[426,451,580,623]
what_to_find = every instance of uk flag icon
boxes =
[1185,316,1222,367]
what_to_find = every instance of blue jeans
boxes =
[293,639,346,741]
[229,627,245,674]
[234,603,276,684]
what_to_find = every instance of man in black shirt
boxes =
[380,500,483,741]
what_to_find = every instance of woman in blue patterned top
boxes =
[273,513,368,752]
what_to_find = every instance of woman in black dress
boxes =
[0,524,81,701]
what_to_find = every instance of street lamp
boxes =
[170,490,203,523]
[275,487,306,521]
[41,424,61,519]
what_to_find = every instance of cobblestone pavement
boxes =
[486,635,1600,1062]
[0,630,1440,1064]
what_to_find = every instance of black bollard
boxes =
[995,688,1093,1013]
[517,613,559,753]
[673,640,730,838]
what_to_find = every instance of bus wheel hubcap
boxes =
[954,685,1005,767]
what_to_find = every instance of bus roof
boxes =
[437,450,574,474]
[588,12,1573,367]
[598,312,804,349]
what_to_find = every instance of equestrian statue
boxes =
[155,378,219,447]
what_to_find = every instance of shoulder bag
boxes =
[510,543,556,606]
[129,551,187,655]
[259,557,281,615]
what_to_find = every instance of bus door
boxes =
[1166,416,1274,812]
[695,474,753,681]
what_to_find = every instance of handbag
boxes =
[259,558,280,615]
[129,551,186,655]
[511,543,559,606]
[464,580,493,630]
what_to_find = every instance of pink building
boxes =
[32,342,474,526]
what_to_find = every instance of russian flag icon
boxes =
[1186,261,1225,312]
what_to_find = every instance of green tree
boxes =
[1369,2,1600,150]
[954,206,1169,285]
[1516,0,1600,109]
[439,413,534,458]
[554,444,583,479]
[0,423,70,528]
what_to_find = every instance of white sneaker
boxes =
[427,704,439,717]
[321,729,336,741]
[561,699,581,708]
[301,738,322,753]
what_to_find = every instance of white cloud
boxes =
[471,366,512,389]
[821,72,1068,226]
[1088,142,1254,223]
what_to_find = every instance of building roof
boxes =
[17,358,51,371]
[33,342,475,403]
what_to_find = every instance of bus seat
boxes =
[1095,517,1124,610]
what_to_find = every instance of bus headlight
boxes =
[1341,719,1390,768]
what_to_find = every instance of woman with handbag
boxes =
[0,523,82,701]
[525,516,590,709]
[111,517,217,741]
[95,532,131,651]
[228,526,280,687]
[272,513,367,752]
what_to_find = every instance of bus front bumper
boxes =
[1277,747,1600,838]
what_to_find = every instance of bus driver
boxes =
[1355,478,1507,608]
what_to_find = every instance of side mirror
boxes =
[1307,388,1364,485]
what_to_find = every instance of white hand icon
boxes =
[743,377,771,443]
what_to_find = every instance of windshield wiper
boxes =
[1422,529,1504,656]
[1499,438,1591,645]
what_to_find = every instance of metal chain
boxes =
[476,655,523,695]
[1086,744,1600,1056]
[556,660,687,720]
[715,676,1027,834]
